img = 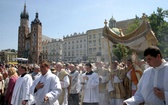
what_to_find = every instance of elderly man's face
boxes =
[56,64,62,71]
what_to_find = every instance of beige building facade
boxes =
[63,32,87,63]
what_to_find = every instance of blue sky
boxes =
[0,0,167,50]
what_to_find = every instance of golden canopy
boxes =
[103,19,158,51]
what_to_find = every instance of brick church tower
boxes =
[18,4,42,63]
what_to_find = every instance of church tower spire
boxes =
[20,3,29,19]
[18,3,30,59]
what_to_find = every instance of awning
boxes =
[7,62,18,65]
[13,58,28,61]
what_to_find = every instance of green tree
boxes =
[112,44,131,61]
[148,7,168,57]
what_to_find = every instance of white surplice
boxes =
[124,60,168,105]
[30,70,62,105]
[11,74,33,105]
[82,72,99,103]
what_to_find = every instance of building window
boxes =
[99,47,101,51]
[89,35,92,39]
[93,40,96,46]
[68,51,70,56]
[99,33,102,38]
[93,34,96,39]
[93,48,96,53]
[89,41,92,47]
[89,48,92,54]
[72,51,74,56]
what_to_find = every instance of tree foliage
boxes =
[112,7,168,59]
[112,44,131,61]
[148,7,168,57]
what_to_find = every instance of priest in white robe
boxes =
[11,64,33,105]
[81,62,99,105]
[30,60,62,105]
[124,46,168,105]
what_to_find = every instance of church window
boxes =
[25,41,30,50]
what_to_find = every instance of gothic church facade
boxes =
[18,4,42,63]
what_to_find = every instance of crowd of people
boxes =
[0,46,168,105]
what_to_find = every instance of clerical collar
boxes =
[70,70,76,74]
[86,71,93,75]
[42,70,50,76]
[154,59,167,70]
[21,73,27,77]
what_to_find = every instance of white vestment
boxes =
[124,60,168,105]
[82,72,99,103]
[11,74,33,105]
[30,70,62,105]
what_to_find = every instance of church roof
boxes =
[31,12,42,26]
